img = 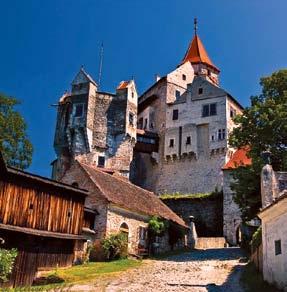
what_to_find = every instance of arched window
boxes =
[72,182,79,188]
[120,222,129,234]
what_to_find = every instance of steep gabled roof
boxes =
[222,147,252,170]
[72,67,97,86]
[78,162,187,227]
[181,35,219,72]
[117,81,130,90]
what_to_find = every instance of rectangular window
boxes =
[175,90,181,100]
[182,74,186,80]
[186,136,191,145]
[139,226,147,241]
[230,107,237,118]
[74,104,84,117]
[172,109,179,120]
[275,240,282,255]
[169,139,174,147]
[144,118,148,129]
[218,129,226,140]
[97,156,105,167]
[138,117,143,129]
[129,112,134,126]
[198,87,203,95]
[202,103,217,117]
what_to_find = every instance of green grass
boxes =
[6,259,142,291]
[241,263,281,292]
[159,191,221,200]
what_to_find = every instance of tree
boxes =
[0,94,33,169]
[229,69,287,221]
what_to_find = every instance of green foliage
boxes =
[229,69,287,221]
[159,190,222,200]
[250,226,262,250]
[0,93,33,169]
[101,233,128,261]
[148,216,169,237]
[0,248,18,282]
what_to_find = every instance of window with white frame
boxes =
[218,129,226,140]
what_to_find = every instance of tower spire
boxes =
[194,18,198,36]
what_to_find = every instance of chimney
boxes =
[261,151,278,208]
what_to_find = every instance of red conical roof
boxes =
[181,35,219,72]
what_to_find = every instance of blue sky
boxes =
[1,0,287,177]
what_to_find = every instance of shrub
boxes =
[250,226,262,251]
[148,216,169,237]
[101,233,128,261]
[0,248,18,283]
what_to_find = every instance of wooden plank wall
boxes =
[0,180,84,235]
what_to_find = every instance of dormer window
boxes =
[74,104,84,117]
[198,88,203,95]
[98,156,105,167]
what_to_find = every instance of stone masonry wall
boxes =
[222,170,242,245]
[106,205,149,255]
[162,194,223,237]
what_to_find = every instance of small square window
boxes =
[186,136,191,145]
[275,240,282,255]
[169,139,174,147]
[75,104,84,117]
[98,156,105,167]
[175,90,181,100]
[172,109,179,120]
[182,74,186,80]
[198,88,203,95]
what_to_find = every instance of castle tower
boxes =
[132,20,243,194]
[52,67,138,180]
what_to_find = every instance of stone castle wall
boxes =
[162,194,223,237]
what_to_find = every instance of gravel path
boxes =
[68,248,247,292]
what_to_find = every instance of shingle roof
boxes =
[78,162,187,227]
[222,147,252,170]
[181,35,219,72]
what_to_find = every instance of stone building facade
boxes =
[52,68,138,180]
[131,30,244,195]
[61,160,187,258]
[222,148,251,245]
[258,153,287,291]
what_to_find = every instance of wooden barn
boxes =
[0,152,88,287]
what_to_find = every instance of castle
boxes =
[53,24,243,195]
[52,23,245,246]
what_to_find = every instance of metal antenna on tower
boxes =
[194,18,198,35]
[98,42,104,90]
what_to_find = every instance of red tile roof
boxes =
[117,81,130,90]
[181,35,219,72]
[78,162,187,227]
[222,147,252,170]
